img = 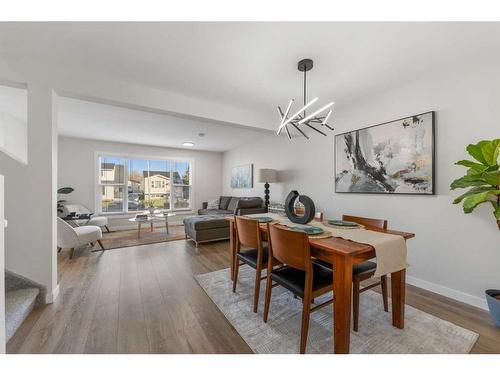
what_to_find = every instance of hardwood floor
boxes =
[7,239,500,353]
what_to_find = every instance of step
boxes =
[5,287,40,342]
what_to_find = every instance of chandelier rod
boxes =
[303,69,307,117]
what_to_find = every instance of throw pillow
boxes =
[227,197,240,213]
[207,198,220,209]
[219,196,232,210]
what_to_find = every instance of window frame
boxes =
[94,151,194,215]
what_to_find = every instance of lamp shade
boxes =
[257,168,278,183]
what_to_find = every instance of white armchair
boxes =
[61,203,110,232]
[57,218,105,259]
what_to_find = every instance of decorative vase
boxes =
[284,190,315,224]
[485,289,500,328]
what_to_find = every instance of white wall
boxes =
[0,85,59,303]
[0,175,5,353]
[58,136,223,227]
[223,61,500,309]
[0,112,27,165]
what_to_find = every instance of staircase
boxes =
[5,270,45,342]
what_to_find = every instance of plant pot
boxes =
[485,289,500,327]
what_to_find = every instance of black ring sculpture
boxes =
[284,190,316,224]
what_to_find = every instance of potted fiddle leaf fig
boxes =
[450,138,500,327]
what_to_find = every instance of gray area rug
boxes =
[195,265,479,354]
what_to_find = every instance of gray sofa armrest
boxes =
[237,207,267,216]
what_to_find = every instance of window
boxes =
[99,156,126,213]
[97,155,192,214]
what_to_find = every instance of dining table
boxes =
[226,215,415,354]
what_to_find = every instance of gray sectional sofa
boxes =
[198,196,266,216]
[184,196,266,247]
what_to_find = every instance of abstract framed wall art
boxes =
[231,164,253,188]
[335,111,435,195]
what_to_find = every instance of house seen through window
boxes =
[98,155,192,213]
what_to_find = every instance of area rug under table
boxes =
[195,265,479,354]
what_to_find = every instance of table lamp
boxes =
[257,168,278,212]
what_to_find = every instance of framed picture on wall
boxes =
[231,164,253,188]
[335,111,435,195]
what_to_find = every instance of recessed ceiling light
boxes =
[182,142,195,147]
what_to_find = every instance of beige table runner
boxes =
[245,213,408,277]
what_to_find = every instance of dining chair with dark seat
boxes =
[263,224,334,354]
[316,214,389,332]
[233,215,270,313]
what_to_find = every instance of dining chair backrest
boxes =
[235,216,262,248]
[267,224,311,271]
[342,214,388,230]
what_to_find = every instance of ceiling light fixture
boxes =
[277,59,334,140]
[182,142,195,147]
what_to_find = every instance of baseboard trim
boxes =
[406,275,488,311]
[45,284,60,304]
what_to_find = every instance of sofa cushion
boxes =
[197,209,232,216]
[227,197,240,213]
[207,198,220,209]
[183,215,230,231]
[219,196,232,210]
[237,197,263,209]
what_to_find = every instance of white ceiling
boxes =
[1,22,500,144]
[2,22,500,109]
[57,96,270,152]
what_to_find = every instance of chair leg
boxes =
[69,248,75,259]
[105,225,110,233]
[381,275,389,312]
[97,239,105,250]
[353,278,360,332]
[263,274,272,323]
[253,263,263,313]
[300,291,312,354]
[232,259,239,293]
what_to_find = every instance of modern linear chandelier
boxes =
[277,59,334,139]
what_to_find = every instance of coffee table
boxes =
[128,216,154,238]
[128,211,176,238]
[153,210,175,234]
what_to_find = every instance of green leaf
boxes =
[455,160,488,171]
[481,139,500,166]
[462,191,491,213]
[467,142,488,165]
[466,139,500,167]
[495,206,500,220]
[452,186,497,204]
[483,170,500,186]
[450,174,488,189]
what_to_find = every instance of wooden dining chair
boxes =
[315,214,389,332]
[344,215,389,332]
[263,224,334,354]
[233,216,269,313]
